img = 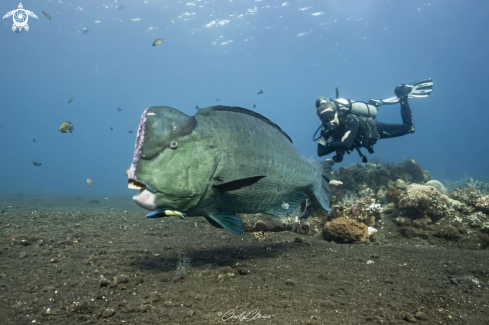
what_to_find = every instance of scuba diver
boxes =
[314,78,433,163]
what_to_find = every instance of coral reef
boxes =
[238,159,489,249]
[328,197,382,227]
[475,196,489,213]
[398,184,454,221]
[331,159,431,195]
[425,180,448,195]
[445,177,489,195]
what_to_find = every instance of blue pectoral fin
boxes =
[205,213,244,235]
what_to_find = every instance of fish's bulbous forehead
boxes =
[135,106,197,160]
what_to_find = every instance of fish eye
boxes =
[170,140,178,149]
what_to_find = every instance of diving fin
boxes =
[369,78,433,107]
[406,78,433,98]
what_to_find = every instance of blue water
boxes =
[1,0,488,197]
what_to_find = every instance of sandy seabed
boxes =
[1,196,488,325]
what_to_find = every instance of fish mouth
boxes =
[128,179,157,210]
[128,179,146,190]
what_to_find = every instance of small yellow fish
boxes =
[86,179,92,187]
[152,38,165,46]
[105,197,109,200]
[456,188,461,191]
[125,169,129,175]
[127,130,133,133]
[41,10,51,20]
[68,97,74,103]
[59,121,74,133]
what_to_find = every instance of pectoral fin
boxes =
[205,213,244,235]
[212,175,266,192]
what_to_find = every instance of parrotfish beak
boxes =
[128,179,157,211]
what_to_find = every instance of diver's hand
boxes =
[332,150,345,163]
[318,137,327,147]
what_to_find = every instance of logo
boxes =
[3,3,38,32]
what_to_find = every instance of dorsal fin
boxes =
[209,106,293,143]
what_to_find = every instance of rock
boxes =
[482,222,489,233]
[395,179,407,189]
[403,312,416,323]
[475,196,489,213]
[323,217,369,244]
[414,311,428,320]
[114,275,130,284]
[234,266,250,275]
[96,291,105,299]
[147,292,163,302]
[285,279,296,286]
[451,275,482,286]
[367,227,377,236]
[425,180,448,195]
[102,308,115,318]
[383,203,396,214]
[398,184,453,221]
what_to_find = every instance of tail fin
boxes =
[312,159,334,211]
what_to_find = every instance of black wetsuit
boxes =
[317,98,414,157]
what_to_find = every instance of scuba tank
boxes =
[334,98,377,119]
[335,97,378,147]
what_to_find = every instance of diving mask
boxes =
[320,110,339,130]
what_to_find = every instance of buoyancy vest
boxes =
[334,98,378,146]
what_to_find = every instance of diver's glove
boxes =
[322,140,337,156]
[332,150,345,163]
[318,136,327,147]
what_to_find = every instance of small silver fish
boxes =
[83,29,90,34]
[32,138,36,143]
[117,107,122,111]
[281,202,289,210]
[195,105,199,110]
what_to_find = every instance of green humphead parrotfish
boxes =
[128,106,333,235]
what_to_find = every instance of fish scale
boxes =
[189,108,318,212]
